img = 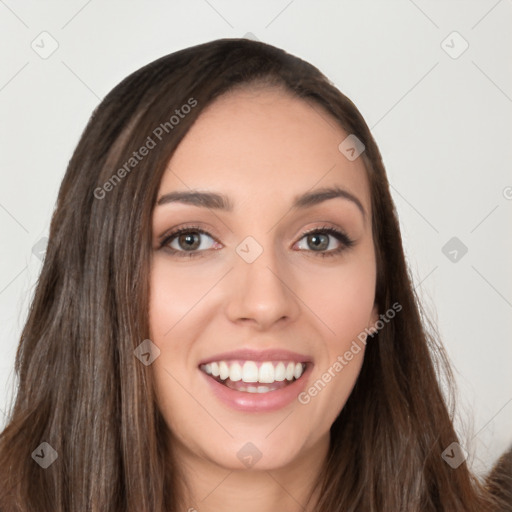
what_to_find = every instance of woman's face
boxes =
[149,86,378,471]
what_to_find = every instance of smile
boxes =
[200,360,308,394]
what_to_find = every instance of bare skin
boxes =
[149,86,379,511]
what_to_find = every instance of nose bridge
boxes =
[226,233,299,327]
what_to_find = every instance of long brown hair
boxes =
[485,445,512,510]
[0,38,507,511]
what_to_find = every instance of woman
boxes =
[0,38,508,511]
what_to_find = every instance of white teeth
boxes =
[245,385,270,393]
[241,361,259,383]
[258,362,275,383]
[200,360,307,384]
[229,362,242,382]
[219,361,229,380]
[285,362,295,381]
[274,362,286,381]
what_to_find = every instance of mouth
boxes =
[199,360,310,394]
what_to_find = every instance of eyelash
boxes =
[158,224,355,259]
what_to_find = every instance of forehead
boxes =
[159,87,371,211]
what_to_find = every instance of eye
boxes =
[159,225,219,258]
[295,226,355,258]
[158,224,355,258]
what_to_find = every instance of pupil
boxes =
[180,233,199,250]
[309,234,328,251]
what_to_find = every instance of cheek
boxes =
[299,253,377,341]
[294,252,376,419]
[148,261,203,439]
[148,259,197,400]
[148,256,221,340]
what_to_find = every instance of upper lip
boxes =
[198,348,313,366]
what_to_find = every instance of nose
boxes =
[224,241,301,330]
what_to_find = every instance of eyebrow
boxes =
[156,185,366,218]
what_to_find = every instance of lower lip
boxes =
[200,364,313,413]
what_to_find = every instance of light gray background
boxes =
[1,0,511,475]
